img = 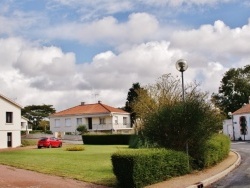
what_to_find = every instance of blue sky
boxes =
[1,0,250,110]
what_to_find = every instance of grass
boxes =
[0,143,129,186]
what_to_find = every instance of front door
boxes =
[7,132,12,147]
[88,118,92,130]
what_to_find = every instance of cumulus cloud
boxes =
[44,12,159,46]
[1,1,250,112]
[171,20,250,66]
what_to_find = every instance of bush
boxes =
[44,130,53,134]
[76,125,88,135]
[112,148,190,188]
[200,134,230,168]
[65,146,85,151]
[82,134,131,145]
[21,139,37,146]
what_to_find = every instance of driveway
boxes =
[0,164,109,188]
[0,143,109,188]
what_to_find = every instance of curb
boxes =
[186,150,241,188]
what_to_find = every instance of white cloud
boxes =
[171,20,250,66]
[1,1,250,112]
[44,12,159,46]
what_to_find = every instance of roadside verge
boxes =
[147,150,240,188]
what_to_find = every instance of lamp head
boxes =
[176,59,188,72]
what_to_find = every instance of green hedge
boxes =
[111,149,190,188]
[82,134,131,145]
[200,134,230,168]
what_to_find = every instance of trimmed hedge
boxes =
[201,134,230,167]
[82,134,131,145]
[111,149,190,188]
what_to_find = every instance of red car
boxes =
[37,137,62,149]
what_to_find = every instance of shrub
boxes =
[44,130,53,134]
[65,146,85,151]
[82,134,131,145]
[131,74,224,167]
[112,148,190,188]
[76,125,88,135]
[200,134,230,168]
[21,139,37,146]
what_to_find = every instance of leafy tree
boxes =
[124,82,142,126]
[212,65,250,115]
[76,125,88,135]
[39,120,50,132]
[21,105,56,130]
[132,74,223,166]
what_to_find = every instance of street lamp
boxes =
[34,118,37,130]
[176,59,188,101]
[175,59,189,169]
[228,112,235,141]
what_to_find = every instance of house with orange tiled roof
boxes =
[49,101,131,136]
[223,100,250,141]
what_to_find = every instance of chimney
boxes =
[81,102,85,105]
[98,100,101,104]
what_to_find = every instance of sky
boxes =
[1,0,250,111]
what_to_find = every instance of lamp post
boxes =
[228,112,235,141]
[34,118,37,130]
[176,59,188,101]
[175,59,189,169]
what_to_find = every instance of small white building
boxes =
[49,101,132,137]
[21,116,32,134]
[223,102,250,141]
[0,93,22,148]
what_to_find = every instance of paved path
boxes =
[0,164,109,188]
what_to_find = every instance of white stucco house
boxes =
[0,93,22,148]
[223,101,250,141]
[21,116,32,134]
[50,101,132,137]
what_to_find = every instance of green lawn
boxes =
[0,144,128,186]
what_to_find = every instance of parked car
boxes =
[37,137,62,149]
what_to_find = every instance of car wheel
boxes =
[59,143,62,148]
[38,146,41,149]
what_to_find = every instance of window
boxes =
[65,118,71,127]
[114,116,118,125]
[6,112,13,123]
[123,117,128,125]
[76,118,82,125]
[99,118,106,124]
[55,119,60,127]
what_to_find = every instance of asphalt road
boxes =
[209,141,250,188]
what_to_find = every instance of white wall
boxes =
[50,113,131,133]
[233,113,250,140]
[223,119,234,140]
[0,98,21,148]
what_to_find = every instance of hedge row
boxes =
[111,149,190,188]
[201,134,231,167]
[82,134,131,145]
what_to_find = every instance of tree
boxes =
[39,120,50,132]
[21,105,56,130]
[132,74,223,166]
[212,65,250,115]
[124,82,143,126]
[76,125,88,135]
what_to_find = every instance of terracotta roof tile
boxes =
[233,104,250,115]
[50,102,128,117]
